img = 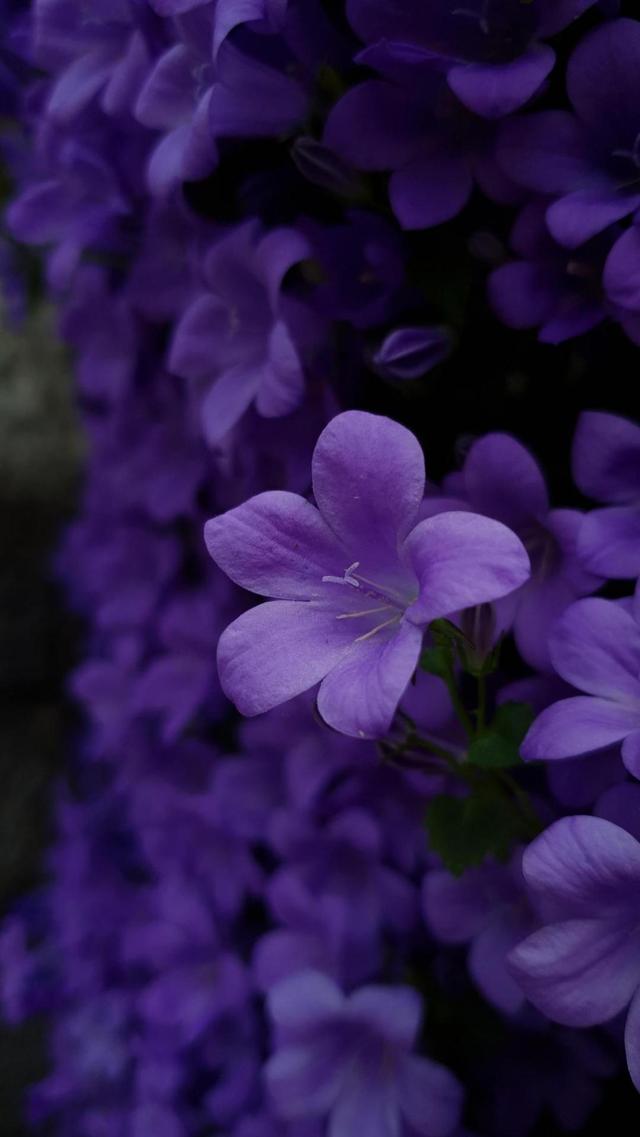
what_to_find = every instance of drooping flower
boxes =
[265,969,463,1137]
[204,410,530,738]
[509,815,640,1089]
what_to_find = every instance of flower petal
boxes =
[347,984,421,1048]
[390,151,473,230]
[324,80,419,171]
[312,411,425,573]
[521,814,640,914]
[548,597,640,700]
[463,432,549,527]
[577,504,640,578]
[521,696,640,760]
[201,362,263,444]
[510,916,640,1027]
[547,188,639,249]
[317,620,423,739]
[404,512,530,626]
[205,491,345,599]
[470,914,530,1015]
[255,320,305,419]
[447,45,554,120]
[567,18,640,141]
[330,1074,400,1137]
[572,410,640,502]
[217,600,357,716]
[269,970,343,1031]
[399,1054,463,1137]
[497,111,592,194]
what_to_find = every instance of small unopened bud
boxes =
[291,137,363,197]
[372,326,452,382]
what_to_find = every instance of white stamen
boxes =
[322,561,361,588]
[336,605,391,620]
[355,615,400,643]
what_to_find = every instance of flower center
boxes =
[321,562,409,642]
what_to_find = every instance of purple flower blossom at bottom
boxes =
[509,815,640,1089]
[265,970,463,1137]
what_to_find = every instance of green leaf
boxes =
[467,702,534,769]
[419,645,450,678]
[425,787,523,875]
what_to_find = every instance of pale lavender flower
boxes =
[204,411,530,738]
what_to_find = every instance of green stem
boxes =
[495,770,542,839]
[476,674,487,736]
[443,668,474,739]
[411,735,460,769]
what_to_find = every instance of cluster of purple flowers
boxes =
[2,0,640,1133]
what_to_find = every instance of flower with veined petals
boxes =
[204,410,530,739]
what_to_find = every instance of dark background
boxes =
[0,304,79,1134]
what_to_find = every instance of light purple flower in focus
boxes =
[204,411,530,738]
[265,969,463,1137]
[509,814,640,1089]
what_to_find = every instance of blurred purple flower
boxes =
[169,219,310,444]
[498,19,640,248]
[509,814,640,1088]
[347,0,596,118]
[265,970,463,1136]
[572,410,640,577]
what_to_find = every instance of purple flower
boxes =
[169,220,310,445]
[521,592,640,776]
[347,0,596,119]
[134,12,218,197]
[7,128,132,289]
[133,584,232,740]
[509,814,640,1088]
[454,431,599,670]
[204,411,530,738]
[324,50,514,231]
[423,852,535,1015]
[268,807,416,975]
[572,410,640,577]
[33,0,151,123]
[265,970,463,1136]
[60,265,137,401]
[498,19,640,248]
[303,210,410,331]
[488,200,611,343]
